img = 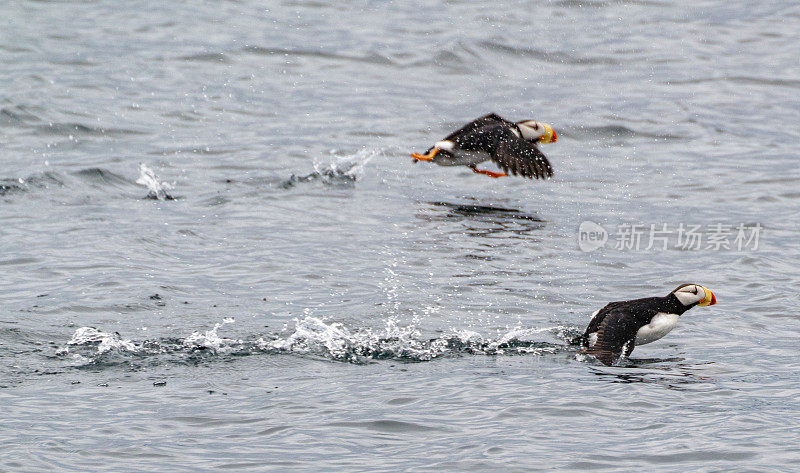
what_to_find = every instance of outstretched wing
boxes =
[491,131,554,179]
[587,308,642,365]
[441,113,511,142]
[422,113,511,155]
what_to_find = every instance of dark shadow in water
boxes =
[417,201,546,239]
[429,201,546,221]
[587,359,714,390]
[570,332,713,389]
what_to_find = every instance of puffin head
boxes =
[516,120,557,144]
[671,283,717,307]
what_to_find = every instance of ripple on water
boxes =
[326,419,447,433]
[478,40,619,65]
[0,172,64,197]
[32,122,148,137]
[240,45,396,66]
[0,165,176,201]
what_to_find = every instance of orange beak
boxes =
[698,286,716,306]
[539,123,557,144]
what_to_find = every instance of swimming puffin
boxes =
[410,113,557,179]
[575,284,717,365]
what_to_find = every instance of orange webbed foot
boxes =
[470,166,507,178]
[411,148,438,162]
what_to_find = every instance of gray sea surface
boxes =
[2,1,800,471]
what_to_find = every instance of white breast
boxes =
[635,312,679,345]
[434,149,491,166]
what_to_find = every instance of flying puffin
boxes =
[575,284,717,365]
[410,113,557,179]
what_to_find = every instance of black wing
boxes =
[587,307,643,365]
[491,130,554,180]
[423,113,511,155]
[575,301,627,345]
[441,113,512,142]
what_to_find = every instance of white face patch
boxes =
[516,121,546,141]
[434,140,455,151]
[674,285,704,306]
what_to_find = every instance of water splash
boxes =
[136,163,175,200]
[263,317,445,362]
[183,317,237,351]
[283,148,379,188]
[264,318,572,363]
[59,327,136,356]
[56,317,580,368]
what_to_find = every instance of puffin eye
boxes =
[533,124,540,130]
[692,287,698,294]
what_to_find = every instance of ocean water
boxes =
[2,0,800,471]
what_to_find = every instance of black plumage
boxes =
[577,297,687,365]
[575,284,716,365]
[413,113,556,179]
